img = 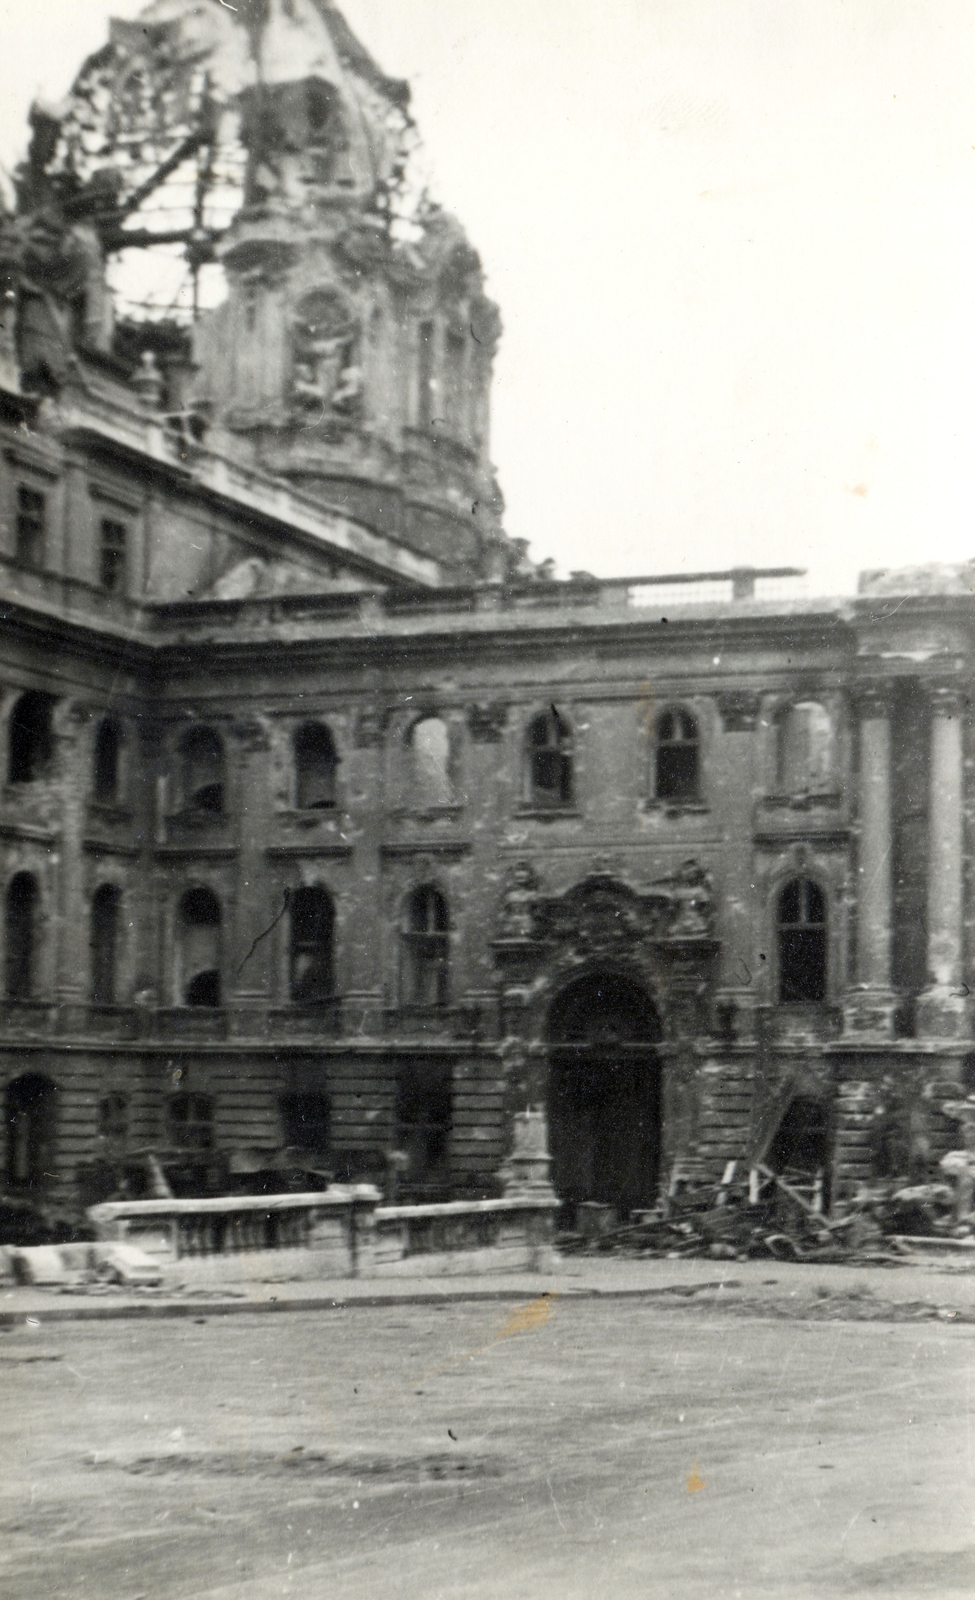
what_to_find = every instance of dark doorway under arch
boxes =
[547,972,662,1224]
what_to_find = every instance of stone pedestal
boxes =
[501,1109,556,1198]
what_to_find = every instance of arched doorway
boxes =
[547,971,662,1224]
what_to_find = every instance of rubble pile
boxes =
[557,1171,964,1265]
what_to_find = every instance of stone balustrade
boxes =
[88,1187,380,1280]
[87,1188,561,1281]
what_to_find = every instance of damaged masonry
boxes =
[2,0,975,1273]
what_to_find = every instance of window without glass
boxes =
[445,326,467,432]
[99,518,127,594]
[654,708,699,802]
[178,886,221,1007]
[93,717,122,803]
[289,886,334,1004]
[180,725,224,814]
[90,884,121,1005]
[526,708,573,808]
[8,691,54,783]
[777,878,827,1003]
[5,872,38,1000]
[294,722,338,810]
[5,1072,57,1188]
[417,320,435,427]
[167,1092,214,1150]
[15,486,45,569]
[98,1091,128,1144]
[395,1060,452,1188]
[775,702,833,794]
[409,716,453,808]
[401,886,449,1008]
[279,1092,331,1159]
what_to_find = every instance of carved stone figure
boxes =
[291,292,361,417]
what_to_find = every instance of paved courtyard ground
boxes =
[2,1280,974,1600]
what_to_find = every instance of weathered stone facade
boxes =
[0,1,971,1220]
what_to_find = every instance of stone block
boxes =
[93,1243,164,1286]
[10,1245,91,1286]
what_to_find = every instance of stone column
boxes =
[916,682,969,1038]
[844,685,897,1036]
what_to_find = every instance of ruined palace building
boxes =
[0,0,972,1218]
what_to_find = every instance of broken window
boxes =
[90,884,122,1006]
[5,1073,57,1188]
[294,722,338,810]
[15,486,45,569]
[409,716,453,808]
[654,708,699,802]
[99,518,127,594]
[775,701,833,794]
[777,877,827,1003]
[93,717,123,804]
[5,872,39,1000]
[178,886,221,1008]
[289,886,335,1005]
[180,725,225,814]
[401,886,449,1008]
[168,1093,214,1151]
[279,1092,331,1160]
[395,1060,452,1189]
[8,691,54,783]
[526,708,574,808]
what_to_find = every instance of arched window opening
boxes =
[776,701,833,794]
[289,886,335,1005]
[409,716,453,808]
[279,1092,331,1160]
[5,1072,57,1188]
[180,726,225,814]
[5,872,39,1000]
[777,878,827,1003]
[179,886,221,1008]
[167,1092,214,1150]
[526,707,573,808]
[766,1096,830,1177]
[8,691,54,784]
[654,708,699,802]
[395,1060,452,1192]
[294,722,338,811]
[90,884,122,1005]
[401,886,449,1008]
[93,718,123,804]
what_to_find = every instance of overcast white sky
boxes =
[2,1,975,594]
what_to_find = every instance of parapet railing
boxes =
[87,1188,560,1278]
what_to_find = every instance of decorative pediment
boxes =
[491,860,716,973]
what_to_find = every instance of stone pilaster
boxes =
[844,685,898,1036]
[227,717,273,1016]
[916,682,969,1038]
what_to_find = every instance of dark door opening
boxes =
[547,972,662,1225]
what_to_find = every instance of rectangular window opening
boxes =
[15,486,45,570]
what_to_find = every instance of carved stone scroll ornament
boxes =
[496,861,541,942]
[468,703,508,744]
